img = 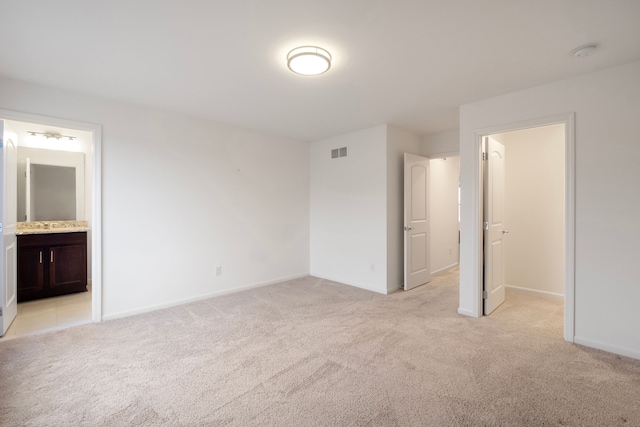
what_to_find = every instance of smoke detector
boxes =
[571,44,597,58]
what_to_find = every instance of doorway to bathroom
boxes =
[0,110,102,340]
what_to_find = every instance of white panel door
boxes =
[404,153,431,290]
[0,121,18,335]
[484,137,506,314]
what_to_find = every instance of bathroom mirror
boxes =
[17,147,85,222]
[28,164,77,221]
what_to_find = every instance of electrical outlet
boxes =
[449,247,452,255]
[370,263,375,272]
[215,266,222,276]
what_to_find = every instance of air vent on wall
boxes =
[331,147,348,159]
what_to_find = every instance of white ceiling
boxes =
[1,0,639,141]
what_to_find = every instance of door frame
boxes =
[0,109,102,322]
[474,113,575,341]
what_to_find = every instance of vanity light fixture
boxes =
[28,131,76,141]
[287,46,332,76]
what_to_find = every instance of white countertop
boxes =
[16,227,89,235]
[16,220,89,235]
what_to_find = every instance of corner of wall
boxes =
[422,129,460,158]
[309,125,389,294]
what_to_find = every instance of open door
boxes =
[404,153,431,290]
[483,136,506,314]
[0,120,18,335]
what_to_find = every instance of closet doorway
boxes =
[478,114,575,340]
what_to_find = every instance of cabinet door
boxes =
[49,245,87,289]
[17,246,45,298]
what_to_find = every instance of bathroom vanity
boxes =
[17,222,88,302]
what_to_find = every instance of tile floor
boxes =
[0,287,92,341]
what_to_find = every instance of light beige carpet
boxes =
[1,266,639,426]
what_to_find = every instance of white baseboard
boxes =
[574,336,640,361]
[386,284,402,294]
[458,307,478,317]
[432,262,459,275]
[2,319,94,340]
[309,273,387,295]
[102,273,309,321]
[505,284,564,300]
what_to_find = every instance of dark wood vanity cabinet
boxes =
[17,232,87,302]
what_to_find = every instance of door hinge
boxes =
[483,221,489,231]
[482,152,487,161]
[483,291,488,299]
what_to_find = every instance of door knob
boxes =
[502,230,509,234]
[404,226,414,231]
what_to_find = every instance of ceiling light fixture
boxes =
[571,44,597,58]
[287,46,331,76]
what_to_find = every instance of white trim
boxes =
[564,114,576,343]
[387,284,402,294]
[0,319,94,341]
[0,109,103,323]
[310,273,387,294]
[472,138,483,318]
[472,113,576,341]
[431,262,459,275]
[91,125,102,322]
[505,285,564,301]
[102,273,309,321]
[457,307,475,317]
[574,337,640,361]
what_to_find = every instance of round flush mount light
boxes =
[571,44,597,58]
[287,46,331,76]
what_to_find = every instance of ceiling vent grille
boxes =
[331,147,348,159]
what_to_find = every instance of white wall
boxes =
[310,124,422,294]
[429,156,460,274]
[419,129,462,276]
[0,76,310,320]
[422,129,460,157]
[503,125,565,299]
[459,60,640,359]
[310,126,388,293]
[387,126,422,292]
